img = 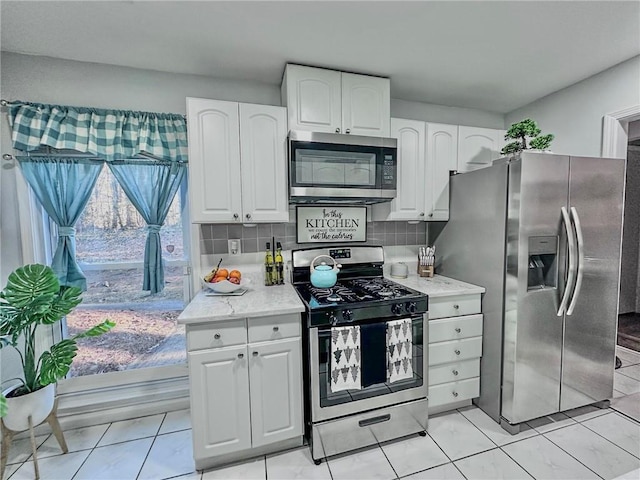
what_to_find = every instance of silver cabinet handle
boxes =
[558,206,577,316]
[245,213,251,220]
[452,391,459,397]
[214,333,221,339]
[335,128,341,133]
[452,369,459,376]
[453,304,459,309]
[567,207,584,315]
[252,351,259,357]
[455,327,461,333]
[233,213,239,220]
[345,129,351,134]
[419,212,425,217]
[237,353,244,359]
[272,326,279,332]
[428,213,434,218]
[455,349,461,355]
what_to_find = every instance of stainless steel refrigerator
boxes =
[434,151,626,431]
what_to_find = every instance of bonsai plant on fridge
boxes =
[0,264,114,431]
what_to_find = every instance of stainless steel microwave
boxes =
[288,130,397,204]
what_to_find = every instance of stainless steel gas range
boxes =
[291,246,429,464]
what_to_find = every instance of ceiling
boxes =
[1,1,639,113]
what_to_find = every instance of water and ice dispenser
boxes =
[527,236,558,290]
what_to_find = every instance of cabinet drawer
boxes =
[429,377,480,408]
[429,337,482,366]
[429,359,480,386]
[429,314,483,343]
[248,314,301,343]
[187,319,247,351]
[429,294,481,320]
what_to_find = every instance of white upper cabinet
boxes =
[457,126,506,173]
[239,104,289,223]
[282,65,341,133]
[282,64,390,137]
[341,73,391,137]
[426,123,458,221]
[187,98,242,223]
[187,97,289,223]
[387,118,426,220]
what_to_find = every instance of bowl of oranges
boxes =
[203,267,246,293]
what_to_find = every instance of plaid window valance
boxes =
[7,102,188,162]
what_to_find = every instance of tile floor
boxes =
[3,346,640,480]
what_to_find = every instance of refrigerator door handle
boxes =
[567,207,585,315]
[558,206,576,316]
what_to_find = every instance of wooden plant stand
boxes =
[0,398,68,480]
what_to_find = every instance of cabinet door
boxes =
[283,65,341,133]
[457,126,505,173]
[341,73,390,137]
[248,338,303,448]
[239,104,289,223]
[387,118,426,220]
[426,123,458,220]
[188,345,251,459]
[187,98,242,223]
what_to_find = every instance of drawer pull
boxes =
[455,327,461,333]
[273,326,279,332]
[358,414,391,427]
[214,333,221,339]
[455,349,461,355]
[237,353,244,359]
[452,369,459,376]
[253,351,259,357]
[452,391,459,397]
[453,304,459,309]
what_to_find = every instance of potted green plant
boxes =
[501,118,555,155]
[0,264,114,431]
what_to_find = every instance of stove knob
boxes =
[391,304,403,315]
[342,309,353,322]
[406,302,418,314]
[329,313,339,326]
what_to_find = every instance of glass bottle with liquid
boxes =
[264,242,274,286]
[275,242,284,285]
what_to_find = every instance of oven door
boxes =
[309,314,427,423]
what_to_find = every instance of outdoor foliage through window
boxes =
[67,166,187,377]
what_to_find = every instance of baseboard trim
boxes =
[16,375,190,439]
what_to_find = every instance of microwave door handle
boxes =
[558,206,576,316]
[566,207,585,315]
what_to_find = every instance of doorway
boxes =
[619,122,640,352]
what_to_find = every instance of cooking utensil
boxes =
[310,255,341,288]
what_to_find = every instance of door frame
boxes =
[602,105,640,158]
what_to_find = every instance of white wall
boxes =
[505,56,640,157]
[391,98,504,129]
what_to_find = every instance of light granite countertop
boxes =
[384,269,485,298]
[178,271,305,325]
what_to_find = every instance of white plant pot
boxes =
[2,383,55,431]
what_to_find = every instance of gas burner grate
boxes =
[309,284,360,303]
[348,278,414,299]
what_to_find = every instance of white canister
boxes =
[390,262,409,279]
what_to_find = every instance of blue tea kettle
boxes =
[310,255,342,288]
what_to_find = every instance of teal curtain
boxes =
[108,161,186,294]
[8,102,187,162]
[16,157,103,290]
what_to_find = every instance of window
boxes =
[64,165,189,376]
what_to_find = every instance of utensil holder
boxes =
[417,264,434,278]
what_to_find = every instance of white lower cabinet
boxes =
[428,295,483,413]
[187,315,303,468]
[249,338,303,447]
[189,345,252,459]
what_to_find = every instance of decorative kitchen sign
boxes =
[296,206,367,243]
